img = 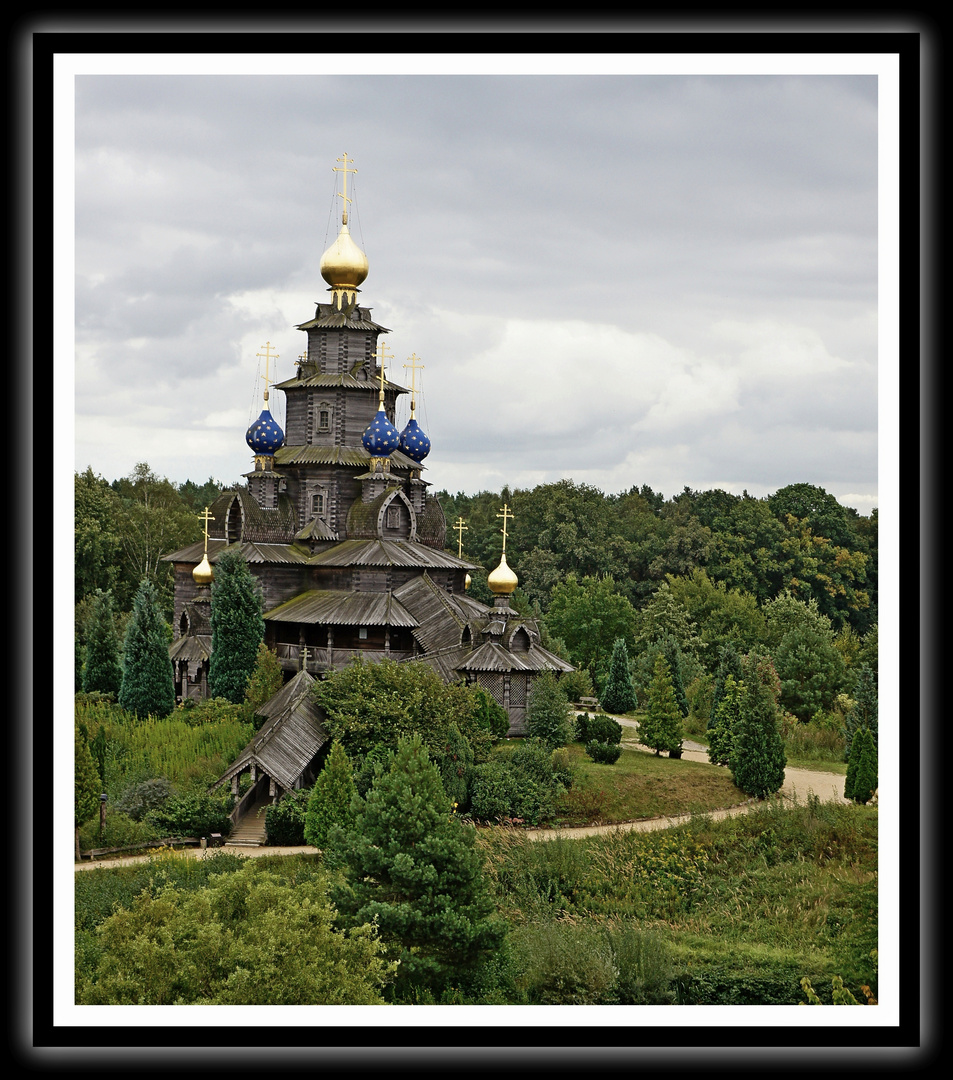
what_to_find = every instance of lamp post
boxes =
[99,793,108,840]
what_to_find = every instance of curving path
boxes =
[75,715,849,870]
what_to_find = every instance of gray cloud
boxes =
[69,66,883,513]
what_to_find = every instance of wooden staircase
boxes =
[224,797,272,848]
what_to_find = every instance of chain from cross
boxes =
[497,503,514,553]
[374,341,393,399]
[403,353,424,415]
[333,153,357,224]
[257,342,279,403]
[199,506,213,553]
[453,516,468,558]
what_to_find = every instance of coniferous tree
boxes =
[728,653,787,799]
[119,578,175,718]
[525,671,574,749]
[329,734,507,1001]
[75,727,102,859]
[709,641,744,730]
[208,549,265,704]
[707,673,743,766]
[845,725,878,804]
[640,652,683,756]
[304,741,357,850]
[843,663,878,761]
[82,589,123,697]
[599,637,638,715]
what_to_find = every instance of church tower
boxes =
[165,155,572,754]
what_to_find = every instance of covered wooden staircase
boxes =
[223,797,272,848]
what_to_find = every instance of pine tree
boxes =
[845,725,878,804]
[640,652,683,756]
[728,654,787,799]
[82,589,123,697]
[304,741,357,850]
[118,578,175,718]
[599,637,638,715]
[208,549,265,704]
[329,734,507,1001]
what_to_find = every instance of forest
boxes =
[73,464,879,1006]
[75,463,877,723]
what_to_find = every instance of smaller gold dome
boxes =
[465,572,472,591]
[319,223,369,291]
[193,553,215,586]
[487,552,518,595]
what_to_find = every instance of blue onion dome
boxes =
[362,406,400,457]
[245,408,285,455]
[398,417,431,463]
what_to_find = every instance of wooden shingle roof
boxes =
[213,670,327,792]
[263,589,418,628]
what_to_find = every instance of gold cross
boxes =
[333,152,357,225]
[497,504,514,554]
[199,506,213,553]
[403,353,424,416]
[257,342,279,403]
[453,516,468,558]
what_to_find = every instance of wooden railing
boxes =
[273,644,414,670]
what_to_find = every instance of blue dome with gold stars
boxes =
[362,406,400,457]
[399,417,431,463]
[246,409,285,455]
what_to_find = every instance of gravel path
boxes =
[75,715,849,869]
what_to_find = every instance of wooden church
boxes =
[163,155,572,817]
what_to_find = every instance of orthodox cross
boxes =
[403,353,424,417]
[453,516,468,558]
[257,341,279,405]
[199,506,213,555]
[497,503,514,555]
[374,341,393,404]
[301,644,309,672]
[333,152,357,225]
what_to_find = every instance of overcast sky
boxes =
[62,54,895,515]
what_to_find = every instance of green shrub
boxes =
[559,667,595,704]
[585,740,622,765]
[587,714,623,745]
[113,776,172,820]
[264,789,310,845]
[145,791,234,838]
[77,810,159,853]
[574,711,593,743]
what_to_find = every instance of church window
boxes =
[386,505,400,530]
[317,403,332,432]
[311,492,326,516]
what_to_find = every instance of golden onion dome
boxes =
[319,223,369,292]
[487,552,518,595]
[192,553,215,586]
[465,572,472,591]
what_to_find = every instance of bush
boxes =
[559,667,595,704]
[525,672,573,749]
[77,810,159,853]
[585,741,622,765]
[264,789,310,846]
[113,776,172,821]
[586,714,623,745]
[145,791,234,838]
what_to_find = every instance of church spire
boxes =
[319,152,369,310]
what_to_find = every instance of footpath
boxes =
[75,714,848,871]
